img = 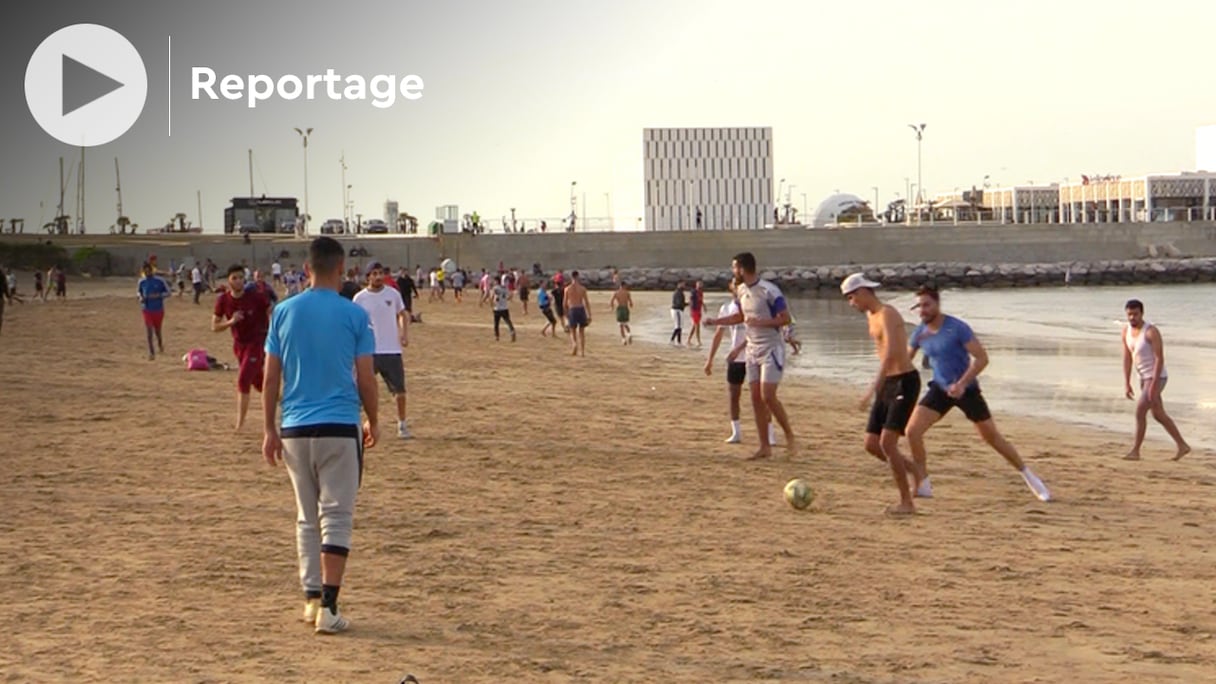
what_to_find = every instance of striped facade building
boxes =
[643,127,773,231]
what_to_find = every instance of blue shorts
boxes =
[567,306,588,329]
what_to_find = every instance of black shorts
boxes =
[554,294,565,317]
[726,361,747,386]
[567,305,588,329]
[541,306,556,325]
[519,287,529,301]
[866,370,921,436]
[373,353,406,395]
[919,381,992,423]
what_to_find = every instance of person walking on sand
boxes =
[842,273,924,516]
[537,283,558,337]
[687,281,705,348]
[903,285,1051,501]
[262,236,379,635]
[137,263,171,360]
[212,265,273,430]
[491,277,517,342]
[670,281,687,346]
[609,280,633,345]
[564,271,591,356]
[703,253,797,460]
[1122,298,1190,461]
[353,262,413,439]
[517,271,531,316]
[705,277,777,445]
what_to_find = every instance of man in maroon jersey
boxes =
[212,264,273,430]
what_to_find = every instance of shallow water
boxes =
[637,283,1216,450]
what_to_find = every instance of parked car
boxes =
[320,218,346,234]
[364,219,389,234]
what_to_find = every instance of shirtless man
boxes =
[904,286,1051,501]
[1122,298,1190,461]
[609,280,633,345]
[842,273,923,515]
[563,271,591,356]
[703,252,797,460]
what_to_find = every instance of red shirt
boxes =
[214,289,271,345]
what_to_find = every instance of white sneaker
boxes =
[303,599,320,623]
[314,605,350,634]
[1022,469,1052,502]
[724,433,742,444]
[397,423,413,440]
[916,476,934,499]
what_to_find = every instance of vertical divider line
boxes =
[167,35,171,137]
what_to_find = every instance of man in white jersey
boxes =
[353,262,412,439]
[1122,298,1189,460]
[703,252,797,460]
[271,260,283,287]
[705,276,777,445]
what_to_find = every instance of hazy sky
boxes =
[2,0,1214,233]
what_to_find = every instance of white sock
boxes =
[730,420,740,436]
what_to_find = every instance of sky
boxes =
[1,0,1214,233]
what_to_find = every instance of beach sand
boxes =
[3,279,1216,683]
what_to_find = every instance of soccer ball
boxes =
[440,258,457,273]
[783,478,813,510]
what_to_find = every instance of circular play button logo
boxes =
[25,23,148,147]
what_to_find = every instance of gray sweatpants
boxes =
[282,435,361,593]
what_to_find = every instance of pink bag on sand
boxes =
[185,348,211,371]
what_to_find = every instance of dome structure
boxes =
[811,193,876,227]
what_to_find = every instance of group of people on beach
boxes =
[696,251,1191,515]
[120,239,1196,636]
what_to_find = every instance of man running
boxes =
[212,265,273,430]
[451,268,465,303]
[687,281,705,348]
[34,270,45,302]
[842,273,922,515]
[705,277,777,445]
[537,283,558,337]
[53,266,66,300]
[903,285,1051,501]
[703,253,797,460]
[564,271,591,356]
[191,262,206,304]
[1122,298,1190,460]
[262,236,378,635]
[353,262,412,439]
[552,270,568,333]
[271,259,283,287]
[670,281,687,346]
[491,277,517,342]
[609,280,633,345]
[137,263,171,360]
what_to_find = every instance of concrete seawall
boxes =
[4,221,1214,286]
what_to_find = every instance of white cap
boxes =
[840,273,881,295]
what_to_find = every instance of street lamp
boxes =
[800,192,808,224]
[345,184,352,232]
[569,181,577,230]
[776,178,786,211]
[293,127,313,234]
[340,152,348,229]
[871,186,879,212]
[908,123,926,206]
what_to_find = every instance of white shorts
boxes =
[671,309,683,328]
[747,347,785,385]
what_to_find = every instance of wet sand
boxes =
[3,279,1216,683]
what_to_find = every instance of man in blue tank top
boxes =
[904,285,1052,502]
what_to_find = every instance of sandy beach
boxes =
[3,278,1216,683]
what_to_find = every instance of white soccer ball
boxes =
[440,258,457,273]
[783,478,813,510]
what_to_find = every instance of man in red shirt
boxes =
[213,264,273,430]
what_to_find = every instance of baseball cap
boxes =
[364,261,384,276]
[840,273,881,295]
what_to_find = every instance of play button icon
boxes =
[62,55,126,117]
[25,24,147,147]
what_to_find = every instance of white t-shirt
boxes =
[717,301,745,354]
[736,278,787,363]
[271,262,282,276]
[429,272,438,288]
[492,284,511,311]
[191,267,202,284]
[353,286,406,354]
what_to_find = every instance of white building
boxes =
[643,127,773,231]
[384,200,399,228]
[1198,125,1216,172]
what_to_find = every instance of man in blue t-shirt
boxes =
[137,263,172,360]
[261,236,378,635]
[905,285,1051,502]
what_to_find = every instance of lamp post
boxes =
[776,178,786,220]
[293,127,313,234]
[801,192,808,224]
[569,181,577,231]
[340,151,347,230]
[345,184,352,232]
[871,186,879,214]
[908,123,926,207]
